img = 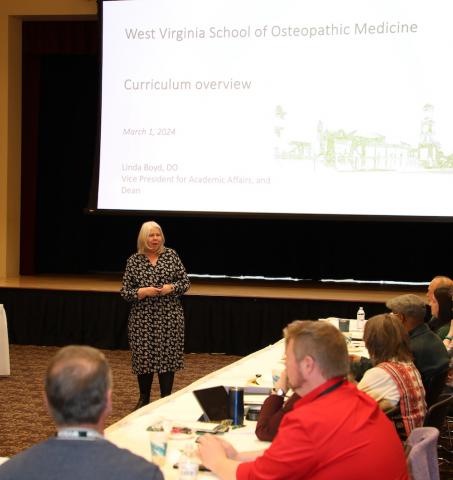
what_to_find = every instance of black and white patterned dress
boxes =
[120,248,190,374]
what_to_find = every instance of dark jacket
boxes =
[409,323,449,389]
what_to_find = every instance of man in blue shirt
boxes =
[0,346,163,480]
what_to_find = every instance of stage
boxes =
[0,275,426,355]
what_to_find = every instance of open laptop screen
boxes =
[192,386,229,421]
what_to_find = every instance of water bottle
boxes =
[228,386,244,425]
[178,444,199,479]
[356,306,365,330]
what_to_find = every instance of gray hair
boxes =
[45,346,112,426]
[386,294,426,322]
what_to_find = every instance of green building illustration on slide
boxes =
[274,104,453,171]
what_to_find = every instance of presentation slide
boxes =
[98,0,453,217]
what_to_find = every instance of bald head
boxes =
[45,346,112,427]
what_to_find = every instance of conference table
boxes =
[105,318,368,479]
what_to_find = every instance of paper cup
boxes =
[338,319,350,332]
[148,430,168,467]
[166,432,196,466]
[272,365,284,388]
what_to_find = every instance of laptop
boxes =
[192,385,271,422]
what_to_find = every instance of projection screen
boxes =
[98,0,453,218]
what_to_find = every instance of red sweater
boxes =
[255,393,300,441]
[238,378,408,480]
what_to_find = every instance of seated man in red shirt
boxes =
[198,320,409,480]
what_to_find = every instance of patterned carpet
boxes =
[0,345,241,457]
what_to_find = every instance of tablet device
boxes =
[192,385,229,421]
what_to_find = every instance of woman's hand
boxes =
[159,284,175,295]
[137,286,162,299]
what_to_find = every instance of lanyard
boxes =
[56,428,103,441]
[316,378,345,399]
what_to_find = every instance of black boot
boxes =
[158,371,175,398]
[134,373,153,411]
[134,395,150,411]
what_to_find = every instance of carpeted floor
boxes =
[0,345,241,457]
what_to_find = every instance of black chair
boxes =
[425,369,449,408]
[423,394,453,467]
[424,394,453,430]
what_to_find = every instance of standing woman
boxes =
[121,221,190,410]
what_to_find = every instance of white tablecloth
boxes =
[105,341,283,478]
[0,304,10,376]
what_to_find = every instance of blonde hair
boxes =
[430,276,453,288]
[137,221,165,254]
[284,320,349,379]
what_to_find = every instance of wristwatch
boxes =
[272,388,286,397]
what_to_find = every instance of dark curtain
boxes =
[1,287,385,355]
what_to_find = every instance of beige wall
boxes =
[0,1,96,278]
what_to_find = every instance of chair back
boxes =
[423,394,453,430]
[425,368,448,408]
[406,427,440,480]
